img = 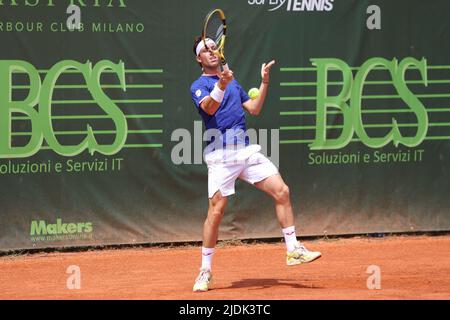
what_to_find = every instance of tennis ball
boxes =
[248,87,260,100]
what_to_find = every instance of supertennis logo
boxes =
[248,0,334,12]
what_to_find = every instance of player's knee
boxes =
[211,207,225,216]
[274,184,290,203]
[206,207,224,225]
[208,200,225,218]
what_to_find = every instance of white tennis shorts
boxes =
[204,144,279,198]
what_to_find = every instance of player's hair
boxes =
[193,36,203,68]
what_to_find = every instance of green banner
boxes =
[1,0,449,251]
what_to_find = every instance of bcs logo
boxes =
[0,60,128,158]
[248,0,334,12]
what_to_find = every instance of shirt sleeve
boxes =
[190,80,212,110]
[237,82,251,104]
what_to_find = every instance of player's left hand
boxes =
[261,60,276,83]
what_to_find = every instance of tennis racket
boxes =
[202,8,229,71]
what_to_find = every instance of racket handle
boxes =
[222,63,229,71]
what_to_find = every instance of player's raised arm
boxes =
[243,60,276,116]
[200,69,234,115]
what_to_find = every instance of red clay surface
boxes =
[0,235,449,300]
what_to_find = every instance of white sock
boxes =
[282,226,298,252]
[201,247,215,271]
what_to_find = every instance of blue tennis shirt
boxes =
[190,75,250,149]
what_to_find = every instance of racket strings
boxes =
[205,14,225,46]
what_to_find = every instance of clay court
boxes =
[1,235,449,300]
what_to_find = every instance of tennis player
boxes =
[190,37,321,292]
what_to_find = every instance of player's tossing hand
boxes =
[218,69,234,90]
[261,60,276,83]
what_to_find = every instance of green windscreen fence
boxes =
[0,0,449,251]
